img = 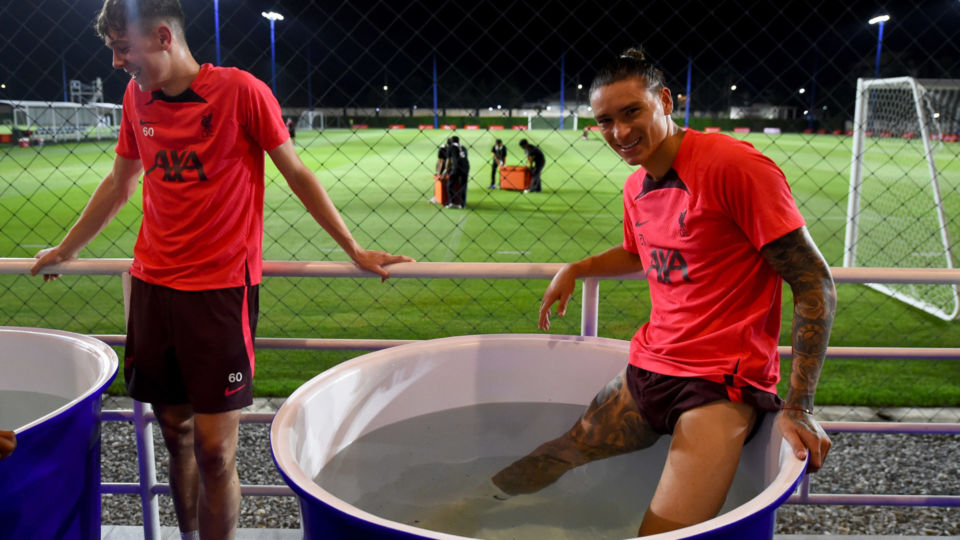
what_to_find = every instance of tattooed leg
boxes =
[491,369,661,495]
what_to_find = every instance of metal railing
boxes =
[1,258,958,539]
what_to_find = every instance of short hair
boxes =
[449,136,459,144]
[518,139,528,147]
[495,139,502,144]
[590,46,666,94]
[95,0,186,40]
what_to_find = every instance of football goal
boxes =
[296,109,324,131]
[527,112,579,131]
[844,77,960,320]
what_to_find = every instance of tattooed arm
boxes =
[761,226,836,473]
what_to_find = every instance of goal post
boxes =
[844,77,960,320]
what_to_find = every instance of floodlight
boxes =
[261,11,284,95]
[868,15,890,78]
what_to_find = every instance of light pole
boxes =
[213,0,221,65]
[728,84,737,118]
[868,15,890,79]
[261,11,284,96]
[799,87,814,130]
[684,56,692,128]
[576,83,583,121]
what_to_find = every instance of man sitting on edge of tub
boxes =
[491,46,835,536]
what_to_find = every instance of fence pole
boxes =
[122,272,160,539]
[581,277,599,337]
[433,56,439,129]
[559,53,566,130]
[685,56,692,127]
[133,400,161,540]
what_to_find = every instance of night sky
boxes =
[1,0,958,117]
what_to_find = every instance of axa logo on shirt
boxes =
[145,149,208,182]
[647,248,691,284]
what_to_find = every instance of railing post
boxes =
[133,400,161,540]
[580,277,600,337]
[121,271,131,325]
[123,271,161,539]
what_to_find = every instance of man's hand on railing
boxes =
[349,248,415,282]
[30,246,73,282]
[539,264,578,331]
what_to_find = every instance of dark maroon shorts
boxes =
[124,277,258,414]
[625,365,782,441]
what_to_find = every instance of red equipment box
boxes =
[500,166,530,191]
[433,175,448,205]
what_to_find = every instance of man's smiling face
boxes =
[106,24,168,92]
[591,77,674,167]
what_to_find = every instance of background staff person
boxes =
[490,138,506,189]
[444,136,469,209]
[432,141,448,204]
[518,139,545,192]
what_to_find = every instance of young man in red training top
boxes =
[493,48,836,535]
[30,1,412,538]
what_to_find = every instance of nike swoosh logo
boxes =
[140,120,158,125]
[635,220,649,227]
[224,384,246,397]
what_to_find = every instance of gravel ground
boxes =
[99,406,960,536]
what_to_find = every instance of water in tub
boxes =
[0,390,70,430]
[316,402,764,539]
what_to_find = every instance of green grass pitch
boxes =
[1,129,957,406]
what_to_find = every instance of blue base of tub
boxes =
[292,482,429,540]
[0,384,112,539]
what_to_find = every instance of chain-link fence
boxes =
[1,0,958,410]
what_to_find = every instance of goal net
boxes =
[296,110,324,131]
[527,112,578,131]
[844,77,960,320]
